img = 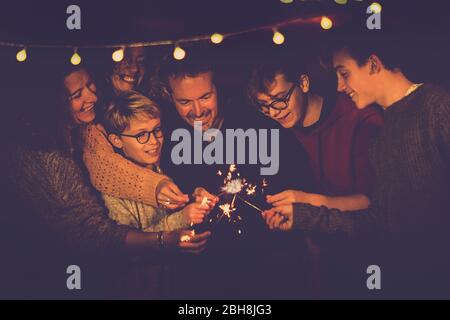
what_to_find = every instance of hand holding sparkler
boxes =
[192,187,219,209]
[266,190,310,206]
[157,180,189,209]
[182,199,214,225]
[262,205,294,231]
[164,229,211,254]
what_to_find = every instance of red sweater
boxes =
[292,94,383,197]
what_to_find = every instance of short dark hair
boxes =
[330,29,406,71]
[157,46,216,95]
[246,49,309,106]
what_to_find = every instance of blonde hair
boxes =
[103,91,161,134]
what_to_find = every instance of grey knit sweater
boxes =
[292,84,450,296]
[9,145,131,256]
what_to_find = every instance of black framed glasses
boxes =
[119,126,163,144]
[257,84,296,114]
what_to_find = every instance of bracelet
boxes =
[157,231,164,249]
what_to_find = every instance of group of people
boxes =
[2,32,449,299]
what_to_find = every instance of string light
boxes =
[272,28,285,45]
[173,45,186,60]
[320,16,333,30]
[70,48,82,65]
[1,15,342,62]
[16,48,27,62]
[369,2,382,14]
[112,47,125,62]
[210,33,224,44]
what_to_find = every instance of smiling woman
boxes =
[64,69,98,125]
[110,47,147,94]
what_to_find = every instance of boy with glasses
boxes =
[100,92,213,298]
[102,91,212,232]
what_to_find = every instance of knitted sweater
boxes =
[9,145,131,255]
[292,84,450,296]
[83,124,169,207]
[103,194,190,232]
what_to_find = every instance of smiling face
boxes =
[110,115,164,168]
[255,73,308,129]
[111,47,146,93]
[169,71,219,131]
[64,69,98,125]
[333,49,377,109]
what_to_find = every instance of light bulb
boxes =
[210,33,224,44]
[112,48,124,62]
[369,2,382,14]
[321,16,333,30]
[272,30,285,45]
[16,48,27,62]
[71,50,82,65]
[173,46,186,60]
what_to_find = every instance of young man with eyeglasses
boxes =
[247,52,383,298]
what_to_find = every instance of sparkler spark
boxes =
[200,196,209,208]
[221,179,244,194]
[219,203,236,218]
[180,230,196,242]
[246,184,256,195]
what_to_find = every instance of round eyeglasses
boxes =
[119,126,163,144]
[257,84,296,114]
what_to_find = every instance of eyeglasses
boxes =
[119,126,163,144]
[257,84,296,114]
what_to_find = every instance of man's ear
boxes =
[368,54,383,74]
[299,74,310,93]
[108,133,123,149]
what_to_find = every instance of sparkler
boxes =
[180,230,196,242]
[210,164,268,233]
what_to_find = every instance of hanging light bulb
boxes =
[173,45,186,60]
[369,2,382,14]
[112,47,125,62]
[320,16,333,30]
[16,48,27,62]
[210,33,224,45]
[272,29,285,45]
[334,0,348,4]
[280,0,294,4]
[71,49,82,65]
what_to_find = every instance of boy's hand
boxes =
[262,205,294,231]
[182,202,212,225]
[192,187,219,209]
[164,230,211,254]
[266,190,307,206]
[157,180,189,209]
